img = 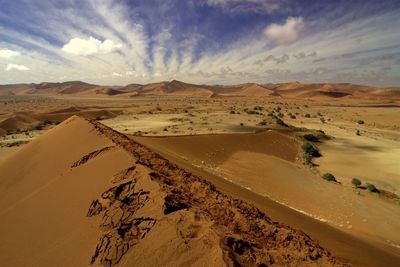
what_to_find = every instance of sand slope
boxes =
[0,116,346,266]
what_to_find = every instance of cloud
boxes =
[111,72,123,77]
[5,64,30,71]
[359,53,395,66]
[253,54,290,65]
[293,51,317,59]
[62,36,122,56]
[264,17,304,45]
[0,48,20,59]
[204,0,283,14]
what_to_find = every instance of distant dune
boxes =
[0,116,347,266]
[1,80,399,100]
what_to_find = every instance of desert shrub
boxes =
[44,120,52,124]
[34,124,43,130]
[230,110,236,114]
[302,143,320,157]
[320,117,326,123]
[254,106,263,111]
[267,112,273,117]
[246,110,260,115]
[356,129,361,136]
[365,183,378,193]
[303,134,319,142]
[357,120,365,125]
[258,120,267,126]
[303,154,312,165]
[290,114,296,119]
[273,115,288,127]
[240,122,244,126]
[351,178,362,187]
[322,173,336,182]
[305,113,311,118]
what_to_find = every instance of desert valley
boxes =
[0,80,399,266]
[1,1,400,266]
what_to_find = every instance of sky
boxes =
[0,0,400,86]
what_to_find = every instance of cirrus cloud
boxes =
[62,36,122,56]
[5,64,30,71]
[264,17,304,45]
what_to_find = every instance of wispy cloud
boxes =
[5,64,30,71]
[0,0,399,86]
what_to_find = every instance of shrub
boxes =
[357,120,365,125]
[365,183,378,193]
[230,110,236,114]
[290,114,296,119]
[44,120,52,125]
[320,117,326,123]
[246,110,260,115]
[274,116,288,127]
[303,134,319,142]
[258,120,267,126]
[322,173,336,182]
[302,143,320,157]
[356,129,361,136]
[240,122,244,126]
[303,154,312,165]
[351,178,362,187]
[305,113,311,118]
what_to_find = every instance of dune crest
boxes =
[0,116,348,266]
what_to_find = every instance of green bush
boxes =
[322,173,336,182]
[365,183,378,192]
[302,143,320,157]
[303,134,319,142]
[351,178,362,187]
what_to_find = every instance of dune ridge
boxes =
[1,80,399,100]
[0,116,347,266]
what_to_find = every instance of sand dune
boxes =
[0,116,348,266]
[1,80,399,100]
[133,131,400,267]
[0,108,121,135]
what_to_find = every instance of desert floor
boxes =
[1,94,400,265]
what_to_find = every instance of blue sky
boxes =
[0,0,400,86]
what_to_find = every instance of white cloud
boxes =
[264,17,304,45]
[5,64,30,71]
[62,36,122,56]
[0,48,20,59]
[111,72,123,77]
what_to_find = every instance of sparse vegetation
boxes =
[305,113,311,118]
[302,143,320,157]
[356,129,361,136]
[303,134,319,142]
[322,173,336,182]
[365,183,379,193]
[357,120,365,125]
[351,178,362,187]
